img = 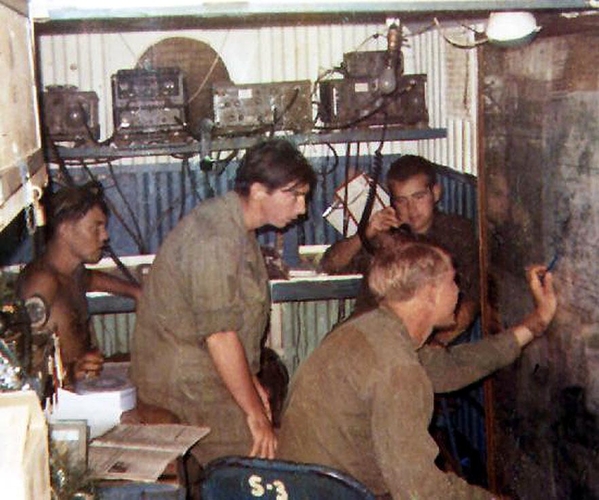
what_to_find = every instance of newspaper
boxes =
[89,424,210,482]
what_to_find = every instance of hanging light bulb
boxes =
[379,22,401,95]
[486,11,540,47]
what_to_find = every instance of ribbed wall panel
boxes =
[271,299,356,375]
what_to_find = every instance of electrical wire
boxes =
[186,29,231,107]
[103,243,140,286]
[356,125,387,253]
[313,95,387,131]
[106,160,147,251]
[270,88,301,138]
[179,157,187,221]
[433,17,487,49]
[352,32,386,53]
[78,160,147,253]
[319,142,339,177]
[211,149,238,176]
[47,137,76,187]
[342,142,353,237]
[184,157,202,203]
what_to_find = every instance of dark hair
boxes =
[368,241,451,302]
[386,154,437,188]
[46,181,109,238]
[234,138,316,196]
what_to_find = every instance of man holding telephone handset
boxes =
[320,154,479,345]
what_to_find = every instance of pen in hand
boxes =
[540,253,559,284]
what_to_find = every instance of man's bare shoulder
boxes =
[17,261,60,305]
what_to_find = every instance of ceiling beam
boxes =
[30,0,596,23]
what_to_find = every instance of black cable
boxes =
[179,157,187,221]
[356,126,387,254]
[147,197,187,242]
[212,150,238,176]
[319,143,339,177]
[184,157,202,203]
[47,137,76,187]
[79,161,147,253]
[106,160,147,251]
[273,88,300,128]
[103,243,140,286]
[313,94,388,131]
[202,168,216,200]
[342,142,352,237]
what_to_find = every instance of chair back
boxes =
[201,455,376,500]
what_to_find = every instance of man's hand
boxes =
[364,207,401,240]
[252,375,273,423]
[523,264,557,336]
[73,349,104,381]
[247,411,278,459]
[206,331,278,459]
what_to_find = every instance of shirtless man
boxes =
[16,183,141,387]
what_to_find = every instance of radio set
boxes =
[212,80,313,134]
[44,48,429,147]
[42,86,100,143]
[342,50,404,81]
[111,67,190,144]
[318,73,429,129]
[317,49,429,129]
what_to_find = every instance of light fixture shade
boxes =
[486,11,540,47]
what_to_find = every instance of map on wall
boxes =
[545,92,599,320]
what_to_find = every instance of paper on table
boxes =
[91,424,211,452]
[89,447,178,482]
[89,424,210,482]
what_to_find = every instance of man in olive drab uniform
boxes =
[321,154,479,345]
[280,241,556,499]
[130,138,316,464]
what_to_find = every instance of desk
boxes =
[87,272,362,375]
[87,273,362,314]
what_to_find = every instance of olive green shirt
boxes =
[278,307,521,499]
[131,192,270,461]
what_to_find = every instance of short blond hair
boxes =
[368,242,452,302]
